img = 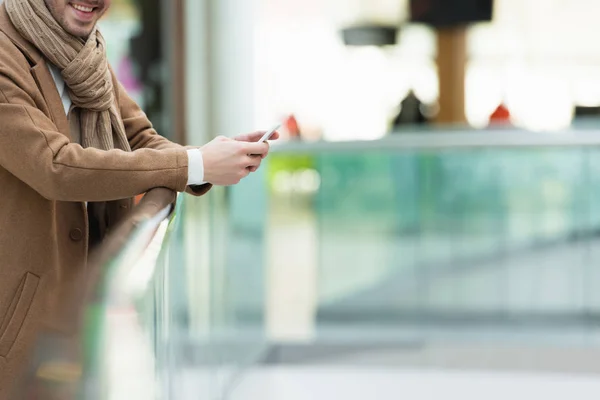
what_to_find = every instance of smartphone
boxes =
[259,123,281,142]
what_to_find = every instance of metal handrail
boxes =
[84,188,177,299]
[271,129,600,153]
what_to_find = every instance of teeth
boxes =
[72,4,94,12]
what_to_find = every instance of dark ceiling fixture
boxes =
[340,24,399,47]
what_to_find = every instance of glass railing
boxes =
[15,128,600,399]
[14,183,266,399]
[152,184,267,400]
[262,130,600,337]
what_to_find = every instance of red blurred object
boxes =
[489,103,511,124]
[285,114,301,139]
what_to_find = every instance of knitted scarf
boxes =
[5,0,130,152]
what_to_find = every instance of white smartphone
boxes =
[259,123,281,142]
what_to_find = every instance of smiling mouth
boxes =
[70,3,97,13]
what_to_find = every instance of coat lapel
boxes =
[31,63,70,138]
[0,3,70,138]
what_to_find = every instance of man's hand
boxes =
[234,130,280,171]
[200,136,270,185]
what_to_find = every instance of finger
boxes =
[237,168,250,182]
[268,131,280,141]
[236,130,281,142]
[245,155,262,168]
[260,142,271,159]
[235,131,264,142]
[242,141,269,156]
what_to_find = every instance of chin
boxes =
[65,24,95,38]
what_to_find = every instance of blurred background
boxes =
[104,0,600,139]
[24,0,600,399]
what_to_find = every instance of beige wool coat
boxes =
[0,4,210,396]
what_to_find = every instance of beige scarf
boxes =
[5,0,130,152]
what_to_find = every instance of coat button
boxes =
[69,228,83,242]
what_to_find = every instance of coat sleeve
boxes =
[0,68,189,202]
[116,79,212,196]
[117,80,182,151]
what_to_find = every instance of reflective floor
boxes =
[230,367,600,400]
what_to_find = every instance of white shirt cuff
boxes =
[186,148,206,186]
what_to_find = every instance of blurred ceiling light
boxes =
[341,24,398,47]
[338,0,407,47]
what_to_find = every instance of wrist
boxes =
[199,146,212,184]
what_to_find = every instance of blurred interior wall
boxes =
[183,0,257,146]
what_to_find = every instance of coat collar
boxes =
[0,3,43,64]
[0,3,70,137]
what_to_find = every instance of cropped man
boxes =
[0,0,276,394]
